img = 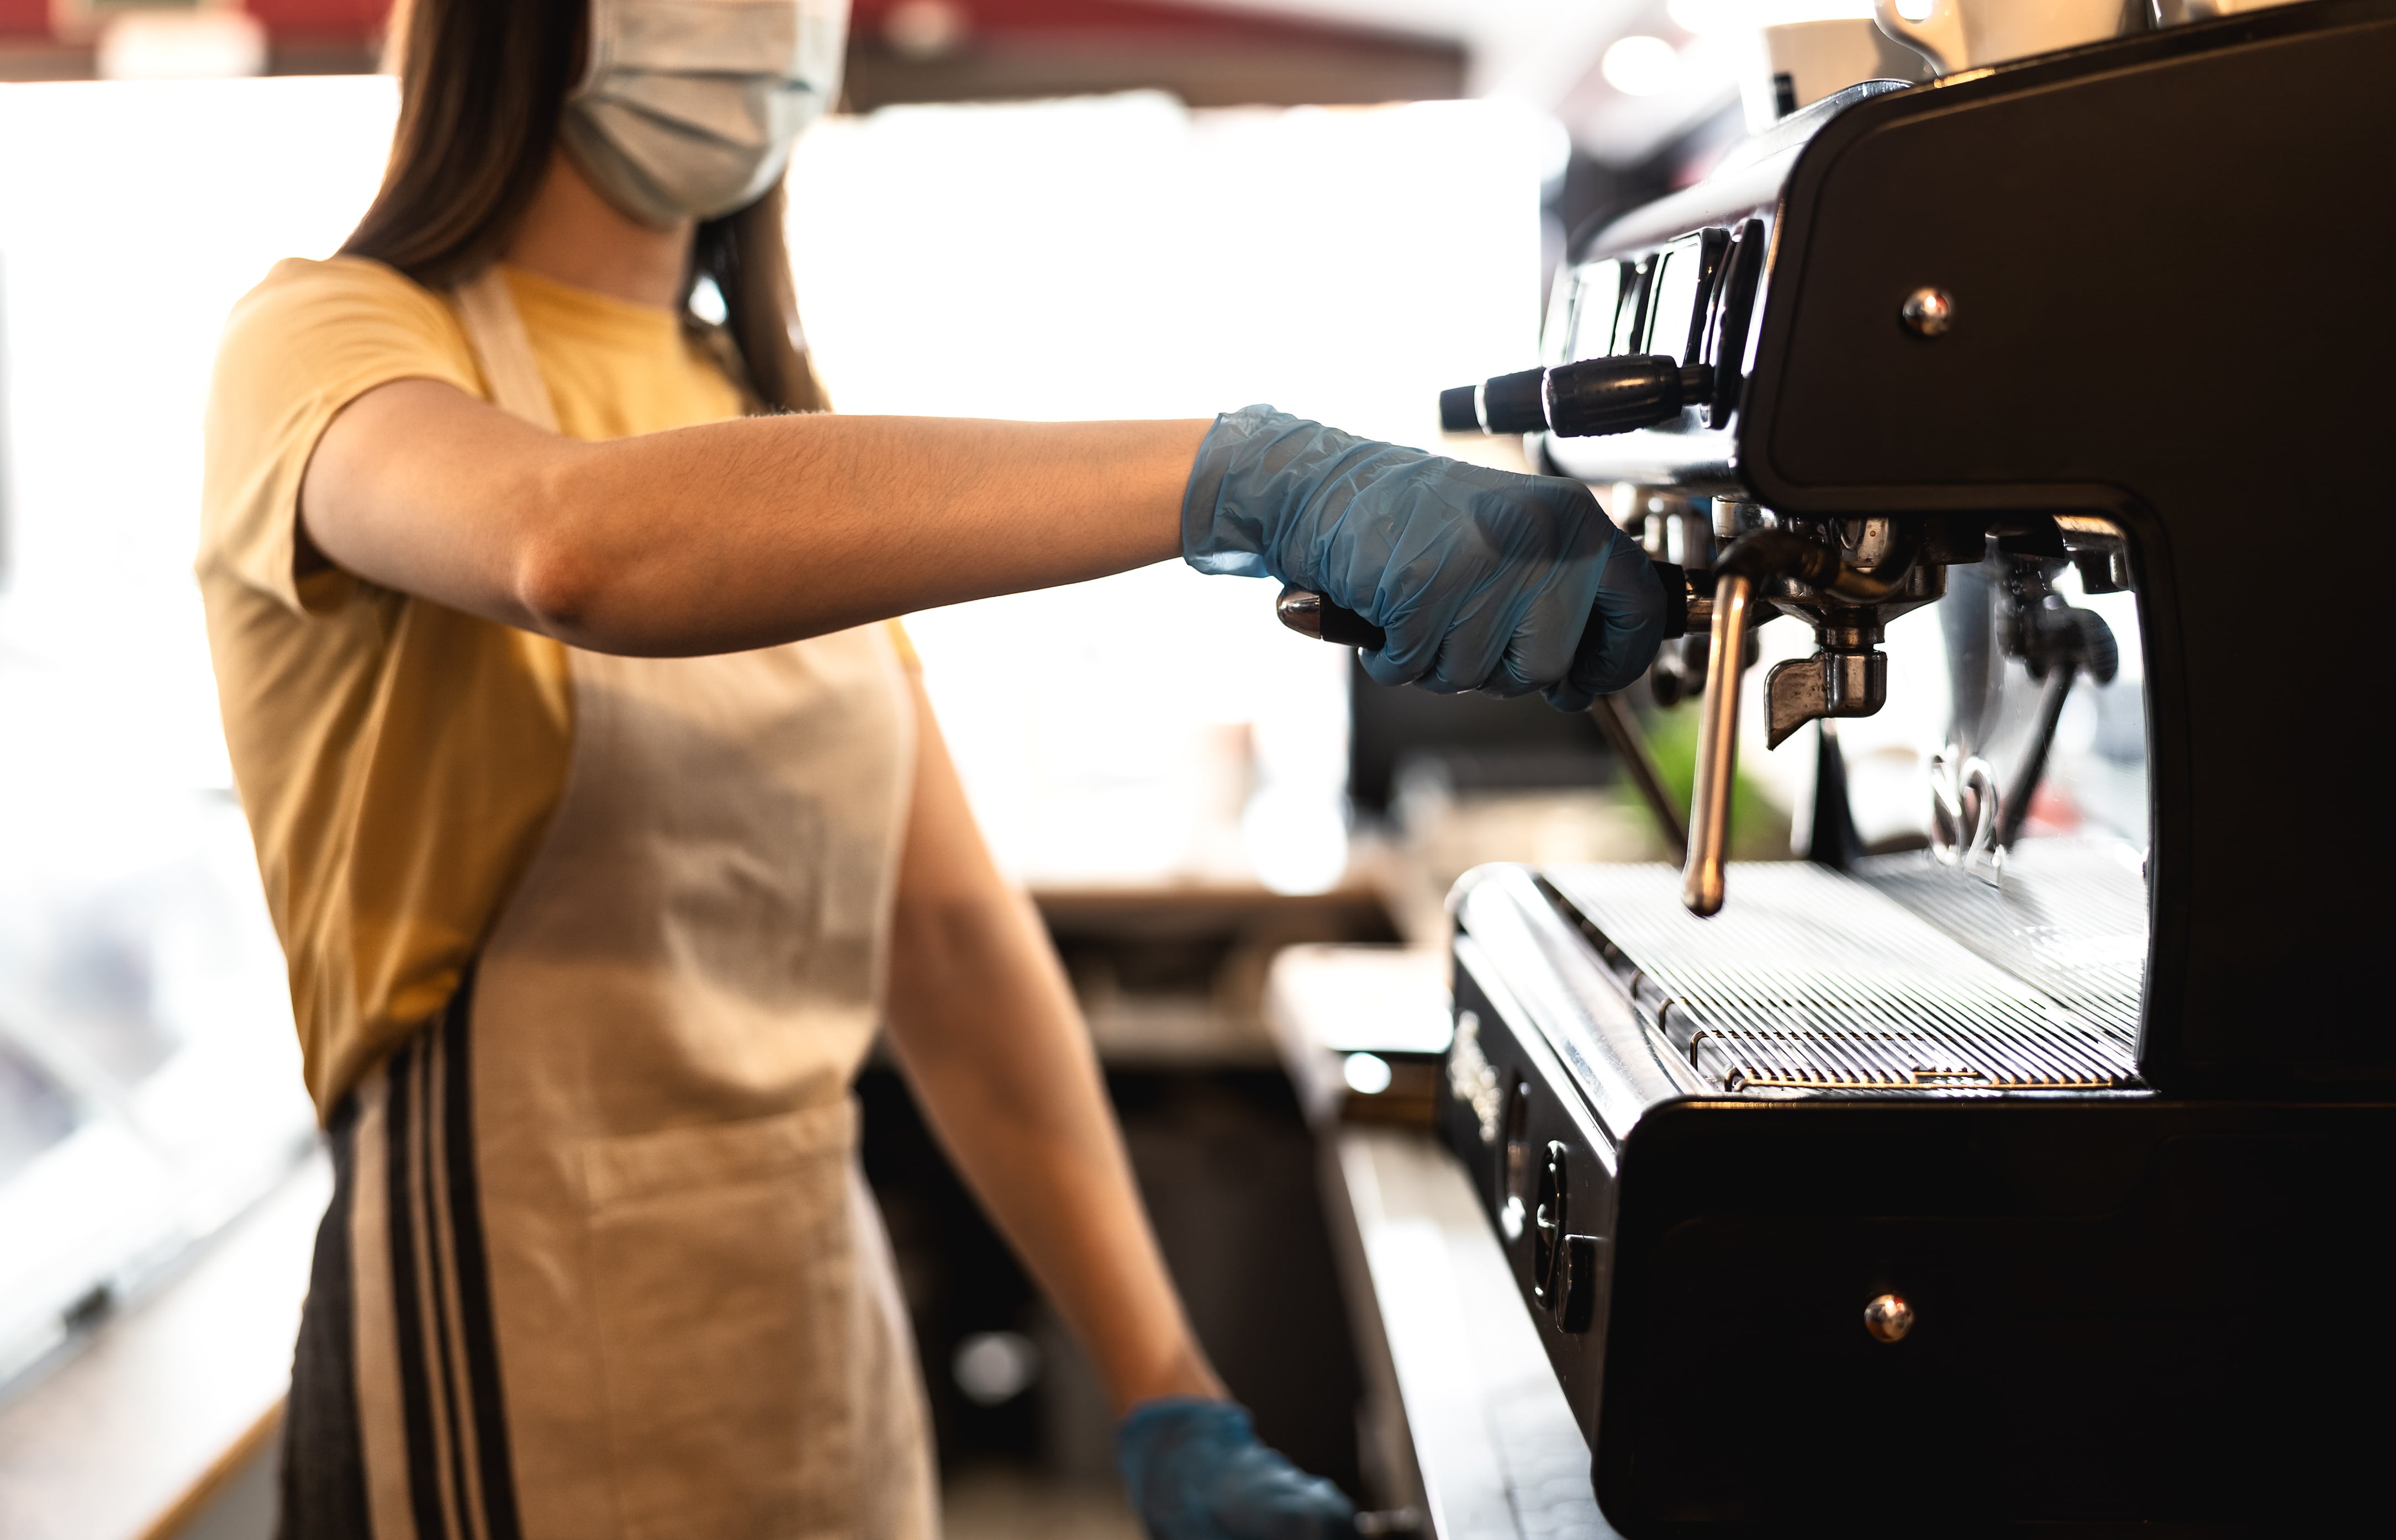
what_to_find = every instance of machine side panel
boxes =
[1739,3,2396,1091]
[1592,1098,2396,1531]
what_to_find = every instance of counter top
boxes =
[0,1155,324,1540]
[1324,1127,1621,1540]
[1266,941,1619,1540]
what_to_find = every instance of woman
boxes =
[198,0,1662,1536]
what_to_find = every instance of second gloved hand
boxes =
[1182,405,1664,710]
[1119,1397,1354,1540]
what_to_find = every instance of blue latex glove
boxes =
[1118,1397,1355,1540]
[1183,405,1664,711]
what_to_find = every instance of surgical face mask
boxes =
[561,0,848,228]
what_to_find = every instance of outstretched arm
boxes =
[300,379,1208,657]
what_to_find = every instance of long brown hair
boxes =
[341,0,826,412]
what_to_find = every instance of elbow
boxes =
[512,534,606,640]
[508,453,615,642]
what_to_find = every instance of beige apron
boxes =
[326,268,937,1540]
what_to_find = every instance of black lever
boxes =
[1439,357,1714,439]
[1995,600,2119,849]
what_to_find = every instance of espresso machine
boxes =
[1280,2,2394,1530]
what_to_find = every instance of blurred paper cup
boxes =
[1873,0,2134,76]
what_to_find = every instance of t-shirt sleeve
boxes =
[199,257,483,614]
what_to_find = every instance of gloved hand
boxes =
[1118,1396,1355,1540]
[1183,404,1664,711]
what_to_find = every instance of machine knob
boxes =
[1863,1292,1915,1343]
[1544,356,1713,438]
[1556,1234,1602,1334]
[1438,358,1713,438]
[1531,1141,1569,1305]
[1438,368,1548,435]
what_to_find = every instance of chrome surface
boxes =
[1449,1008,1504,1145]
[1901,285,1955,336]
[1712,498,1766,540]
[1543,862,2141,1092]
[1643,496,1717,706]
[1928,748,2004,875]
[1274,586,1328,640]
[1764,646,1888,747]
[1453,883,1710,1147]
[1681,573,1754,915]
[1857,839,2149,1048]
[1863,1293,1915,1343]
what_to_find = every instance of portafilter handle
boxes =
[1272,570,1698,862]
[1273,563,1696,652]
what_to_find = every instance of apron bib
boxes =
[281,267,936,1540]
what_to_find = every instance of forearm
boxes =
[883,680,1220,1412]
[301,380,1207,656]
[537,414,1206,653]
[886,888,1221,1412]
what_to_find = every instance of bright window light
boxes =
[785,93,1549,888]
[1666,0,1735,34]
[1602,35,1685,97]
[0,75,390,1385]
[1342,1051,1394,1096]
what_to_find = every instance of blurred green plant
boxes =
[1624,701,1792,861]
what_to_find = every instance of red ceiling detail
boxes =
[2,0,1408,46]
[241,0,393,38]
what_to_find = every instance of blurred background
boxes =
[0,5,1970,1538]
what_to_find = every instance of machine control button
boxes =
[1864,1292,1915,1342]
[1531,1141,1568,1304]
[1556,1234,1602,1333]
[1500,1077,1531,1241]
[1900,287,1955,337]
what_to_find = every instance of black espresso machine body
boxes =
[1436,4,2396,1531]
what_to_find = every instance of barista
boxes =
[198,1,1663,1536]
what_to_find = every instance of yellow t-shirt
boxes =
[199,256,816,1116]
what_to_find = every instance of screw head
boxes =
[1863,1292,1915,1342]
[1901,287,1955,337]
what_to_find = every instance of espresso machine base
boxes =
[1443,866,2394,1533]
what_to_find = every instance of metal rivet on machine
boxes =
[1901,287,1955,337]
[1863,1292,1915,1342]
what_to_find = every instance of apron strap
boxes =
[452,267,562,433]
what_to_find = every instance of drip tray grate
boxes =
[1856,839,2147,1050]
[1538,863,2140,1094]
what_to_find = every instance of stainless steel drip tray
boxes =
[1855,838,2147,1051]
[1538,864,2142,1094]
